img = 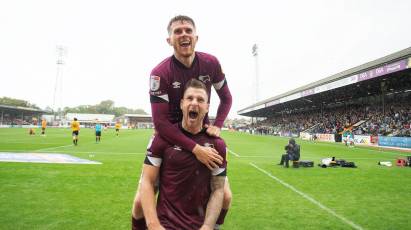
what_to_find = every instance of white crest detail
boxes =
[172,81,181,88]
[198,75,211,83]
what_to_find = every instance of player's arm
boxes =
[206,60,232,137]
[150,75,223,169]
[140,137,165,230]
[201,138,228,229]
[201,175,226,230]
[140,164,164,230]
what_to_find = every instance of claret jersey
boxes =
[149,52,232,151]
[144,123,227,230]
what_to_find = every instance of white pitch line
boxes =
[34,144,74,152]
[249,162,364,230]
[227,149,240,157]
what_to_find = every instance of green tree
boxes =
[0,97,40,109]
[62,100,147,117]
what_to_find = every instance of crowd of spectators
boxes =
[357,103,411,137]
[0,117,36,126]
[251,99,411,137]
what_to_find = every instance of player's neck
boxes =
[181,121,202,135]
[174,53,195,68]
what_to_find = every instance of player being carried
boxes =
[131,15,233,230]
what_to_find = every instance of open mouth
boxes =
[180,40,191,48]
[189,110,199,119]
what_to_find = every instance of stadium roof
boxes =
[0,104,47,113]
[238,47,411,116]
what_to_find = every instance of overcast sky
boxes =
[1,0,410,118]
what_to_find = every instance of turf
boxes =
[0,128,410,229]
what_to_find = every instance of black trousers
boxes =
[279,154,290,167]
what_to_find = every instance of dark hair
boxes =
[74,118,77,121]
[167,15,196,34]
[183,79,209,100]
[289,138,295,145]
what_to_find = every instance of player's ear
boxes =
[180,99,184,110]
[167,37,172,46]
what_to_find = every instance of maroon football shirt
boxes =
[144,124,227,230]
[149,52,232,151]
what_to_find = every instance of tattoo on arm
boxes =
[203,176,226,227]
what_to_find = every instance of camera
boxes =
[285,144,293,151]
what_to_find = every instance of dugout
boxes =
[238,47,411,133]
[0,104,47,127]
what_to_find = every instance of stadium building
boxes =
[0,104,48,127]
[119,114,153,129]
[238,47,411,148]
[65,113,115,127]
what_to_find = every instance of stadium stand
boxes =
[238,47,411,142]
[0,104,47,127]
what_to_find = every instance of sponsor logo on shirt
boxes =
[204,143,214,148]
[198,75,211,83]
[150,76,161,91]
[173,145,182,151]
[150,91,164,96]
[172,81,181,89]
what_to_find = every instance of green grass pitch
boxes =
[0,128,410,229]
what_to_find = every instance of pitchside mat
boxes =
[0,152,101,164]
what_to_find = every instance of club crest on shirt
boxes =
[173,145,182,151]
[150,76,161,91]
[204,143,214,148]
[198,75,211,83]
[172,81,181,89]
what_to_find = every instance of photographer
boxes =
[278,138,300,168]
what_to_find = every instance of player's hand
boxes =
[193,144,223,170]
[199,224,213,230]
[204,124,221,137]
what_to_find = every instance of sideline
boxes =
[227,149,240,157]
[250,162,364,230]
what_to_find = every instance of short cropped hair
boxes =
[184,79,208,98]
[167,15,196,34]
